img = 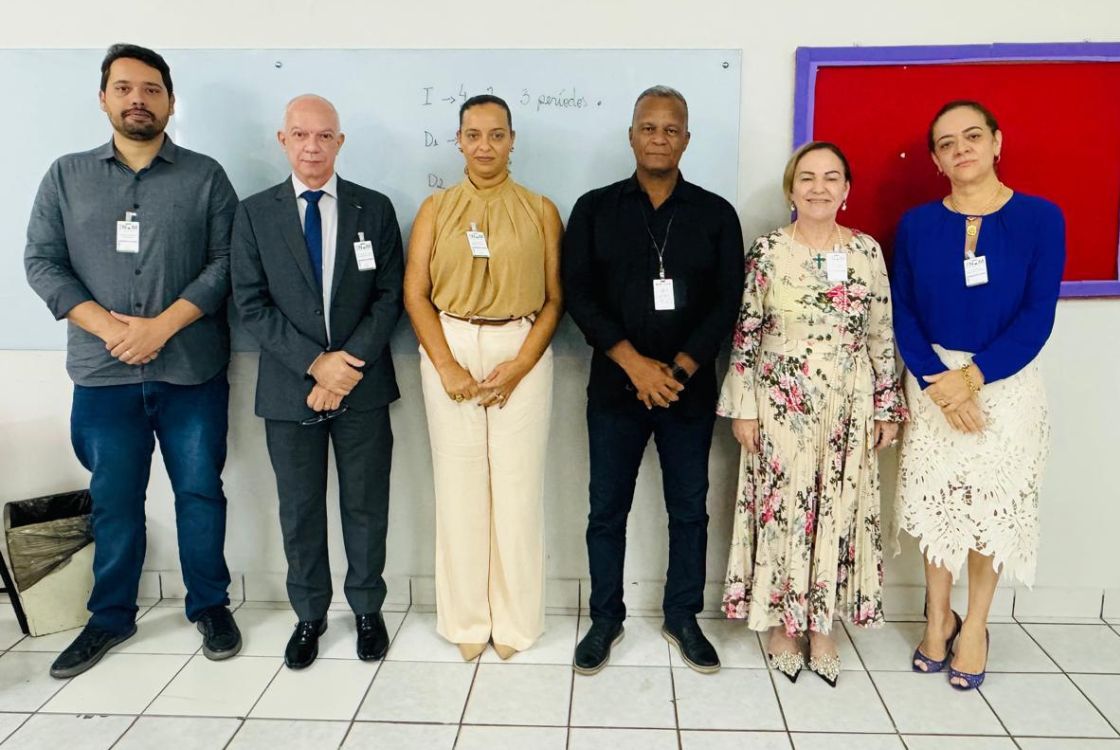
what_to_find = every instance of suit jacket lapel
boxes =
[331,177,362,306]
[274,181,321,295]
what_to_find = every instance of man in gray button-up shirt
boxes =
[24,43,242,678]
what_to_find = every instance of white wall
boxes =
[3,0,1119,617]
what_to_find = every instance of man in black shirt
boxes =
[563,86,744,674]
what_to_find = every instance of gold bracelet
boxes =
[960,363,981,394]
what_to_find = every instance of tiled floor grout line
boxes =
[564,594,582,750]
[847,627,907,744]
[1014,623,1120,739]
[451,637,484,749]
[1062,669,1120,738]
[850,617,1019,744]
[105,715,142,750]
[664,646,682,750]
[0,713,33,747]
[14,608,1120,747]
[105,596,206,750]
[218,719,246,750]
[229,635,287,737]
[758,630,792,737]
[337,605,409,750]
[963,621,1022,740]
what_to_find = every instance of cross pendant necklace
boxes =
[791,221,842,269]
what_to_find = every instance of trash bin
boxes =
[2,490,95,636]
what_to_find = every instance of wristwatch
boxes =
[669,363,692,384]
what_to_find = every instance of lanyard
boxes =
[644,209,677,279]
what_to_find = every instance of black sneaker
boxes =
[50,623,137,679]
[196,606,242,660]
[573,620,624,675]
[662,619,720,674]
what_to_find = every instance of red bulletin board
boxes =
[796,46,1120,297]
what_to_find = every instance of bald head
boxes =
[283,94,340,130]
[277,93,345,189]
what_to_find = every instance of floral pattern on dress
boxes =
[717,229,907,636]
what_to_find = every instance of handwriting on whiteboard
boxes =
[420,83,604,190]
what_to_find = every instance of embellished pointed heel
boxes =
[808,653,841,688]
[768,651,804,683]
[912,610,962,673]
[949,628,990,691]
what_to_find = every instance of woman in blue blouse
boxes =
[891,100,1064,690]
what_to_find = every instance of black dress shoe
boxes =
[285,619,327,670]
[50,623,137,679]
[573,620,624,675]
[662,619,720,674]
[355,612,389,661]
[196,606,242,660]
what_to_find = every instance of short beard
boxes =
[111,113,166,142]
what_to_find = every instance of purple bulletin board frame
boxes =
[793,42,1120,298]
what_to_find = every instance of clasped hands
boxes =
[923,366,985,433]
[623,353,697,410]
[437,357,530,409]
[102,311,172,365]
[306,351,366,412]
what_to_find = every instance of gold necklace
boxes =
[949,183,1005,237]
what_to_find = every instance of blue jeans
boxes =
[71,371,231,634]
[585,400,715,626]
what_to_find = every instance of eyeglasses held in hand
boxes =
[300,404,350,426]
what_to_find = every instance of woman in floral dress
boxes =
[717,142,907,686]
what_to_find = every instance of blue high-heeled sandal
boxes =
[949,628,990,691]
[911,610,962,673]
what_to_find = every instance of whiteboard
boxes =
[2,48,741,350]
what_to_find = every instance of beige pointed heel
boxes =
[458,642,487,661]
[493,643,518,660]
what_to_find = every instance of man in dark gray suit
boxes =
[232,94,403,669]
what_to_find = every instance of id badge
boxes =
[653,278,675,311]
[466,222,490,258]
[116,212,139,253]
[825,251,847,282]
[353,232,376,271]
[964,256,989,287]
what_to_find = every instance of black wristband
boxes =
[670,363,691,384]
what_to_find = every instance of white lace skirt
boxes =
[893,347,1049,586]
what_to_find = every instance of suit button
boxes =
[314,309,322,316]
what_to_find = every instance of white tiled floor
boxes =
[1,600,1119,748]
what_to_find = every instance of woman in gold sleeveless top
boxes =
[404,95,563,661]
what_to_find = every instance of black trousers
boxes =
[265,406,392,621]
[585,400,716,626]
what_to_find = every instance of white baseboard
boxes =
[409,576,581,610]
[1013,586,1104,620]
[137,571,1113,622]
[1104,589,1120,621]
[238,571,411,607]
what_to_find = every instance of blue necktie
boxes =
[301,190,324,291]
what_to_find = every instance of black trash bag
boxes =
[4,490,93,591]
